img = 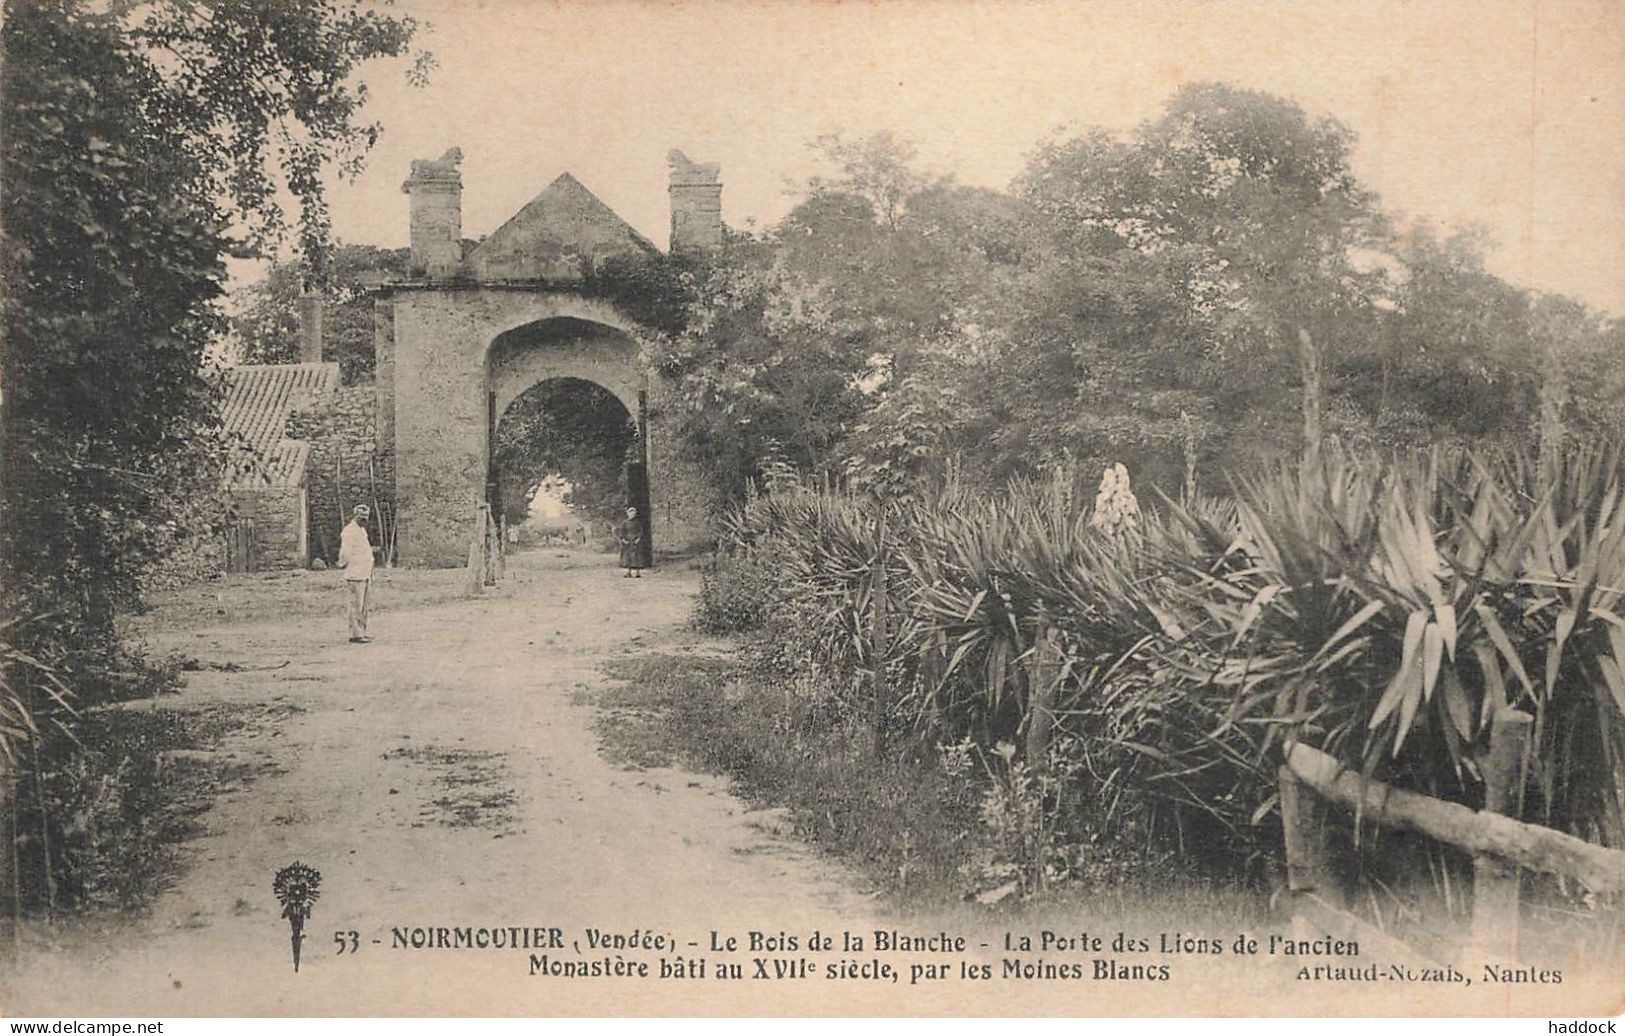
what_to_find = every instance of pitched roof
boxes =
[220,362,338,488]
[254,439,312,491]
[467,172,656,281]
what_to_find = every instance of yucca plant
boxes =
[1,617,75,769]
[1156,443,1625,848]
[713,441,1625,880]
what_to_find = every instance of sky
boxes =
[315,0,1625,315]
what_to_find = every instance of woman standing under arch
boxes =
[617,505,645,578]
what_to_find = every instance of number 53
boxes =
[333,930,360,954]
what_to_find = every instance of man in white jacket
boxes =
[338,504,375,643]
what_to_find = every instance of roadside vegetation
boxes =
[2,0,426,920]
[677,442,1625,960]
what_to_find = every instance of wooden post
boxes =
[1297,325,1323,465]
[483,516,493,586]
[1469,709,1533,963]
[483,509,500,586]
[869,514,889,757]
[636,389,653,569]
[1280,762,1342,941]
[493,515,506,581]
[466,503,487,595]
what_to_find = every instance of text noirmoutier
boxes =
[383,925,1353,956]
[379,925,1563,986]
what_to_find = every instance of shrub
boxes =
[693,552,775,633]
[708,442,1625,890]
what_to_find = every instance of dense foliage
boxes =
[710,442,1625,906]
[224,85,1625,524]
[493,379,636,527]
[664,86,1624,508]
[1,0,420,912]
[3,1,230,648]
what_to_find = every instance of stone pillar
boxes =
[298,291,324,363]
[390,293,486,567]
[402,147,464,279]
[667,149,722,251]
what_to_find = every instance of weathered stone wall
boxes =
[230,486,306,570]
[667,151,723,252]
[404,149,463,279]
[645,379,718,556]
[290,385,387,565]
[468,173,653,282]
[388,288,645,567]
[374,299,395,483]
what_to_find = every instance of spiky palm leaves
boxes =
[725,443,1625,868]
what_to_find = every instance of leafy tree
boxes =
[664,101,1621,516]
[660,233,869,502]
[4,0,422,638]
[1342,225,1538,448]
[3,0,229,643]
[1526,292,1619,471]
[230,244,409,383]
[1020,84,1386,472]
[132,0,433,268]
[493,379,634,527]
[804,131,928,231]
[0,0,422,909]
[666,139,1045,501]
[1567,316,1625,444]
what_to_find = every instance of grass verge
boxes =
[591,648,1262,922]
[18,700,293,917]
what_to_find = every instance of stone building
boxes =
[286,383,383,566]
[218,361,340,570]
[366,147,723,567]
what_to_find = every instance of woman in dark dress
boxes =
[617,505,644,578]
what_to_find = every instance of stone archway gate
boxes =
[371,147,722,567]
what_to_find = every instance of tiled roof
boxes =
[221,362,337,488]
[251,439,311,491]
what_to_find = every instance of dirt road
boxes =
[5,550,894,1016]
[11,550,1611,1018]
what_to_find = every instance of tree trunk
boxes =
[870,514,889,757]
[1297,325,1323,461]
[0,759,18,959]
[1538,365,1566,485]
[1179,412,1199,500]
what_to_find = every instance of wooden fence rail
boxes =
[1283,740,1625,894]
[1279,718,1625,963]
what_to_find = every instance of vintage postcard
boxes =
[2,0,1623,1020]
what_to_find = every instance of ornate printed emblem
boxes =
[272,862,322,973]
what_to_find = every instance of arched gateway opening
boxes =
[491,378,637,549]
[380,146,720,567]
[383,295,657,568]
[484,318,651,565]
